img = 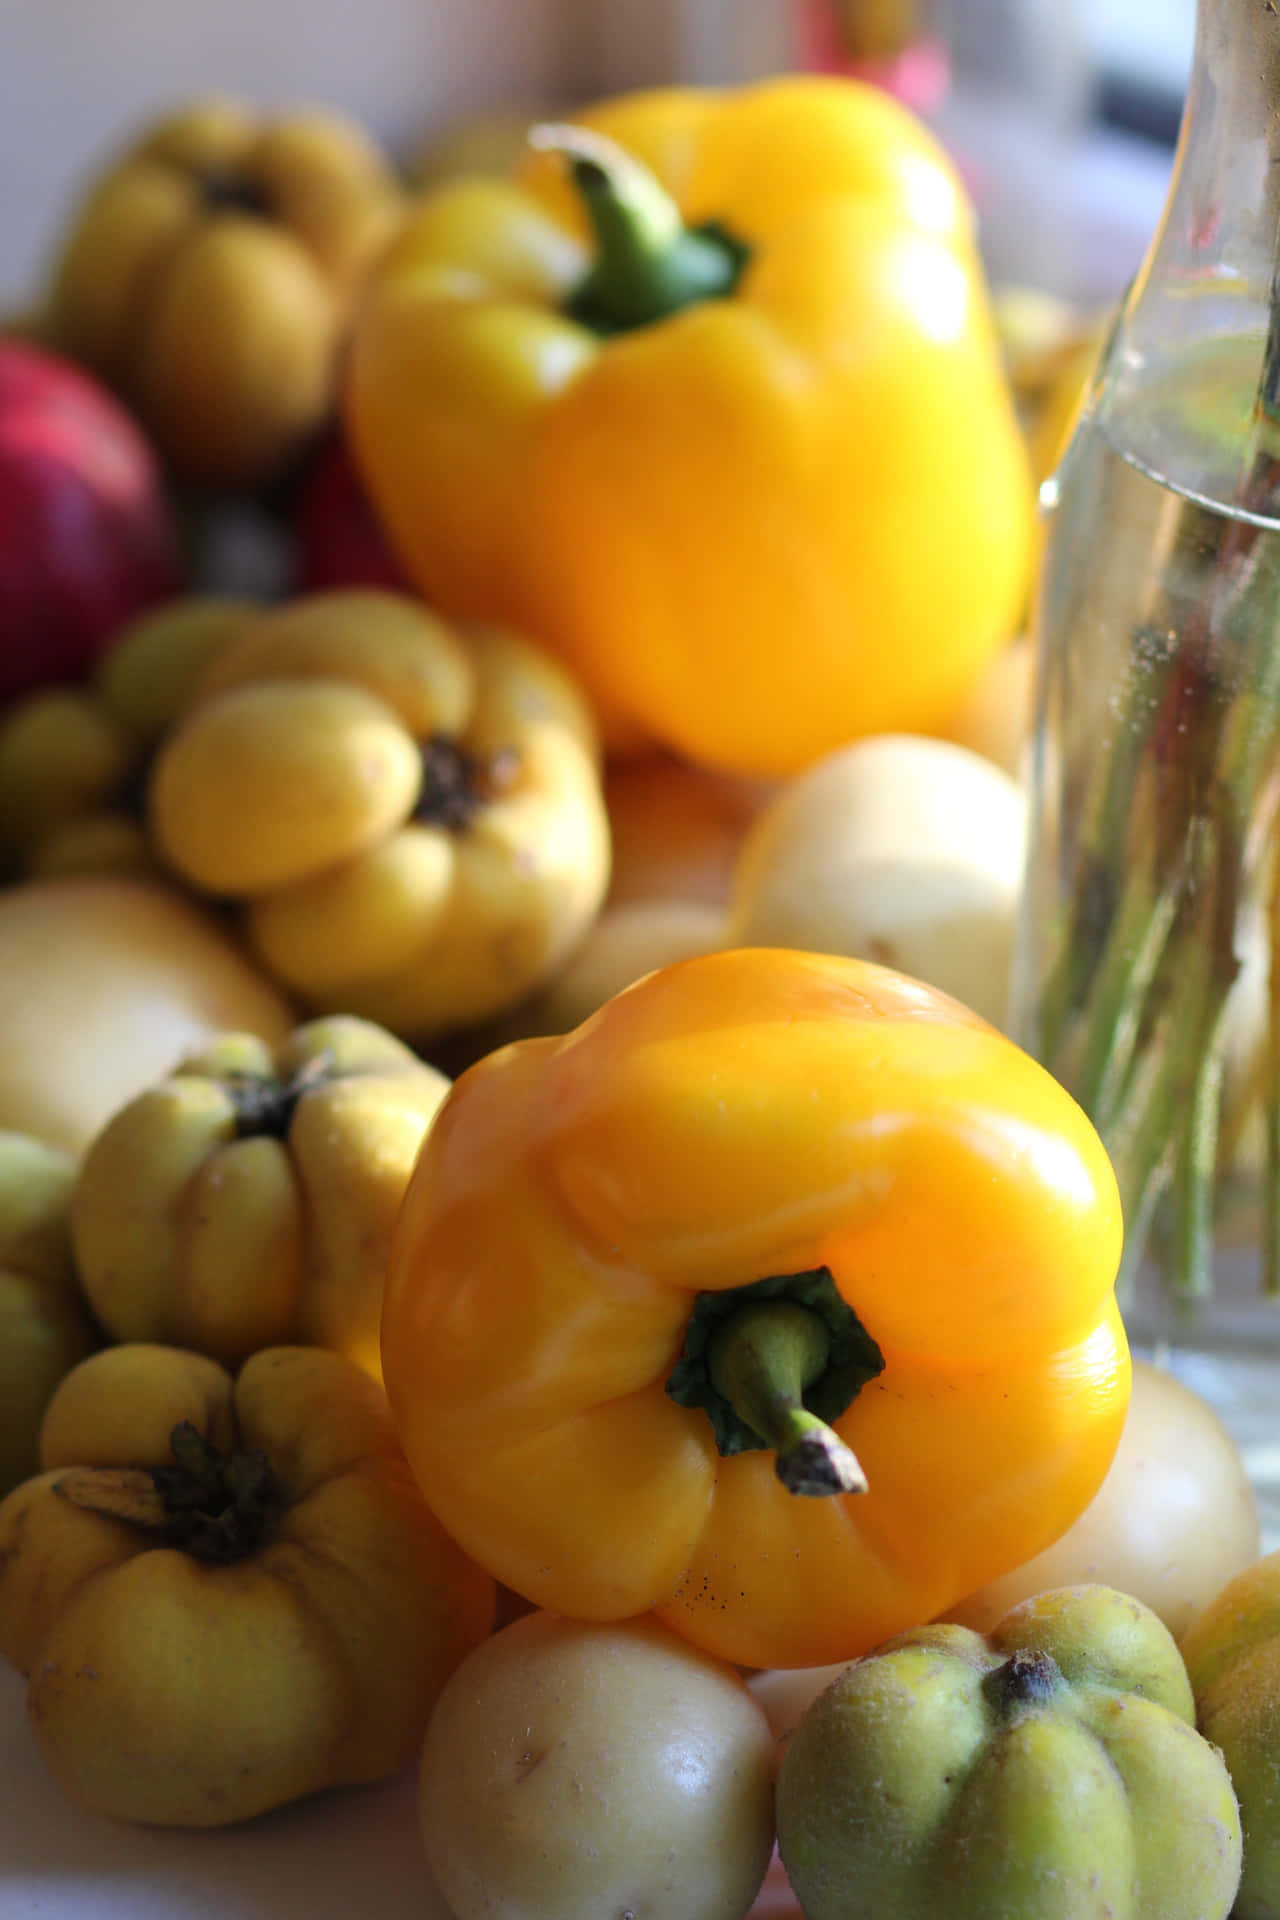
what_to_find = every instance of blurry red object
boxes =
[293,431,407,594]
[795,0,951,116]
[0,338,183,702]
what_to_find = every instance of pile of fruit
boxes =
[2,69,1277,1920]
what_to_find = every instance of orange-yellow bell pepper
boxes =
[381,947,1129,1670]
[344,78,1033,780]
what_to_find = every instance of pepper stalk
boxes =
[529,121,751,335]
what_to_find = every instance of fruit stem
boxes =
[55,1420,279,1563]
[983,1648,1064,1713]
[708,1300,869,1497]
[225,1051,333,1140]
[413,734,520,832]
[532,121,751,335]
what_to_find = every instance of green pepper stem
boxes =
[707,1300,868,1498]
[530,121,749,334]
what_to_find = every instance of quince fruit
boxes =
[726,733,1027,1030]
[0,1342,495,1826]
[778,1584,1242,1920]
[44,96,405,488]
[0,595,257,881]
[147,589,611,1042]
[71,1015,449,1381]
[0,1131,98,1496]
[1183,1550,1280,1919]
[0,876,293,1157]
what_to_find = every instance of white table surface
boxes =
[0,1659,450,1919]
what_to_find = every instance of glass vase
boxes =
[1010,0,1280,1523]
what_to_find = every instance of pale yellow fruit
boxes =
[95,596,260,744]
[0,689,134,874]
[945,1358,1260,1641]
[25,813,154,881]
[752,1361,1260,1744]
[0,878,293,1156]
[70,1016,450,1382]
[150,679,423,896]
[0,1132,97,1496]
[604,751,774,907]
[419,1612,777,1920]
[135,221,340,487]
[204,615,613,1043]
[47,99,404,489]
[498,898,727,1039]
[727,733,1028,1030]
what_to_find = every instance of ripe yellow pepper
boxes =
[346,78,1033,779]
[381,947,1129,1670]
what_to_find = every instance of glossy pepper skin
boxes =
[345,78,1033,779]
[381,948,1129,1671]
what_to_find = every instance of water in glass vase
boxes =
[1013,332,1280,1548]
[1014,331,1280,1333]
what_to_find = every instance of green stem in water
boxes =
[1262,840,1280,1296]
[1167,1039,1227,1298]
[1034,461,1280,1299]
[1033,623,1183,1069]
[1070,845,1188,1136]
[531,122,751,335]
[1108,803,1239,1299]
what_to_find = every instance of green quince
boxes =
[777,1583,1241,1920]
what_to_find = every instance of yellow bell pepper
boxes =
[381,947,1129,1671]
[0,1342,495,1826]
[346,77,1033,779]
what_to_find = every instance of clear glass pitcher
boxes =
[1011,0,1280,1352]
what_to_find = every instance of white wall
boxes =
[0,0,657,303]
[588,0,793,90]
[0,0,811,304]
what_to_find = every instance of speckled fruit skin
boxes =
[1183,1550,1280,1920]
[418,1611,778,1920]
[777,1584,1242,1920]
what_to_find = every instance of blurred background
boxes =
[0,0,1193,309]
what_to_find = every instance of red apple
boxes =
[0,339,184,702]
[293,430,406,593]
